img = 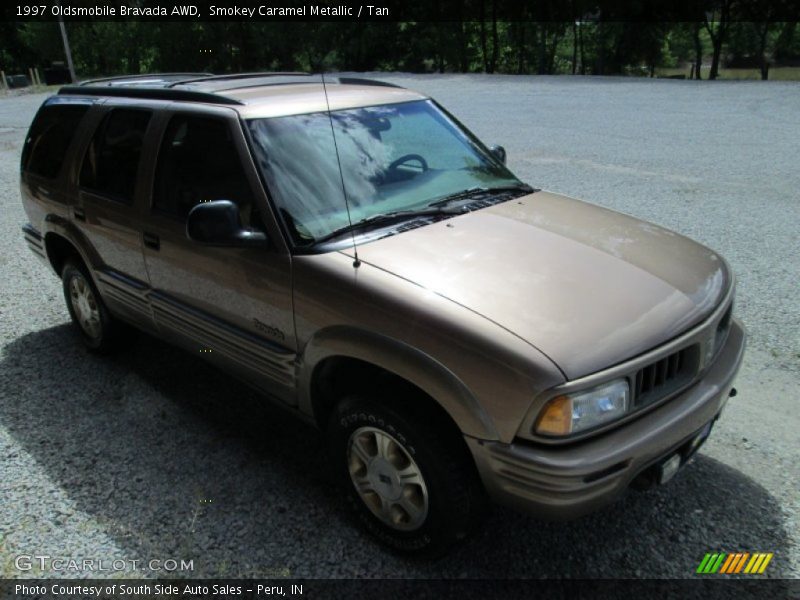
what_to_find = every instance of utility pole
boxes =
[58,14,76,82]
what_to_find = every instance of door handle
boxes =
[73,207,85,221]
[143,231,160,250]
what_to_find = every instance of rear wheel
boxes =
[328,393,486,556]
[62,259,121,353]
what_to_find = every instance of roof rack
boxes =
[57,73,406,107]
[79,72,213,86]
[168,73,405,93]
[336,77,403,89]
[168,72,311,88]
[201,77,324,93]
[58,85,244,106]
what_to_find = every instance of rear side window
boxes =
[22,104,89,179]
[79,108,152,203]
[152,115,254,223]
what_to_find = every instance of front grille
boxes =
[633,345,699,408]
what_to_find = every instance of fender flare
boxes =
[297,325,500,441]
[41,214,103,277]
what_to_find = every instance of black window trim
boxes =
[22,99,93,182]
[149,110,256,224]
[77,106,154,206]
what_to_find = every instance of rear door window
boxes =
[22,104,89,179]
[79,108,152,204]
[152,115,255,224]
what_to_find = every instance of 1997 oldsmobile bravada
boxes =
[20,73,745,554]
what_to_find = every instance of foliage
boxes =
[1,18,799,79]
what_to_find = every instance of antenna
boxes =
[320,71,361,268]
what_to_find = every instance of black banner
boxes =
[2,579,799,600]
[3,0,800,23]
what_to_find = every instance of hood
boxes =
[350,191,729,379]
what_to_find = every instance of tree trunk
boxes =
[572,21,578,75]
[709,42,722,79]
[537,25,546,74]
[596,21,605,76]
[758,23,771,80]
[489,0,498,74]
[436,26,444,73]
[517,23,526,74]
[458,22,468,72]
[129,49,140,74]
[238,23,248,71]
[579,21,586,74]
[704,0,731,81]
[692,23,703,80]
[479,1,488,73]
[547,30,562,74]
[127,26,141,73]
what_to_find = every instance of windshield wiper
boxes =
[428,183,534,208]
[313,183,535,246]
[313,207,460,245]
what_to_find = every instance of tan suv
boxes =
[20,73,745,555]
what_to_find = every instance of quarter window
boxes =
[22,103,89,179]
[79,108,152,203]
[152,115,255,223]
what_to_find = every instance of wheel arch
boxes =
[298,325,499,441]
[42,215,101,278]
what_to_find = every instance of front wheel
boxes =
[328,394,486,556]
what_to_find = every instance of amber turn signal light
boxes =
[534,395,572,436]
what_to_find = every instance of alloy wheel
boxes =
[69,274,101,340]
[347,426,429,531]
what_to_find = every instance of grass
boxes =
[655,66,800,81]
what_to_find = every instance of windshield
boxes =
[246,100,523,246]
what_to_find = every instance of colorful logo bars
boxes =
[697,552,773,574]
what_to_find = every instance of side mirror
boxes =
[186,200,267,247]
[489,145,507,164]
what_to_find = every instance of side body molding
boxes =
[297,325,500,441]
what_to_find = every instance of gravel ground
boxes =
[0,75,797,581]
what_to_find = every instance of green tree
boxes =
[703,0,735,80]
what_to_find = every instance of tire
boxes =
[62,259,122,353]
[328,393,487,556]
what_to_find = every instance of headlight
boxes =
[703,302,734,369]
[535,379,630,436]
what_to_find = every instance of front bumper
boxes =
[466,318,746,520]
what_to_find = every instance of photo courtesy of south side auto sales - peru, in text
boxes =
[15,584,296,597]
[46,4,376,17]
